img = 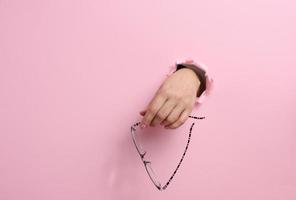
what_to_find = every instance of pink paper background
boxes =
[0,0,295,199]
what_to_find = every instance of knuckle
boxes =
[169,93,181,101]
[148,107,157,115]
[180,96,192,105]
[156,113,165,121]
[178,117,185,124]
[167,116,175,124]
[179,99,188,107]
[179,118,186,125]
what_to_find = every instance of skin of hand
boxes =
[139,68,201,129]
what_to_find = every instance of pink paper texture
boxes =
[0,1,295,200]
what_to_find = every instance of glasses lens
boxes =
[145,162,162,190]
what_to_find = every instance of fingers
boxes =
[150,99,177,127]
[165,109,190,129]
[139,107,191,129]
[140,93,168,129]
[161,103,186,128]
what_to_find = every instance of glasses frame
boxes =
[131,115,205,191]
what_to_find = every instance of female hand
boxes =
[139,68,201,129]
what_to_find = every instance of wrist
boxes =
[176,64,206,97]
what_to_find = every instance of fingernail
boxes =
[140,123,146,129]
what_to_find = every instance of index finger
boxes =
[140,93,168,128]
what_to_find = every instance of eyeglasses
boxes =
[131,115,205,191]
